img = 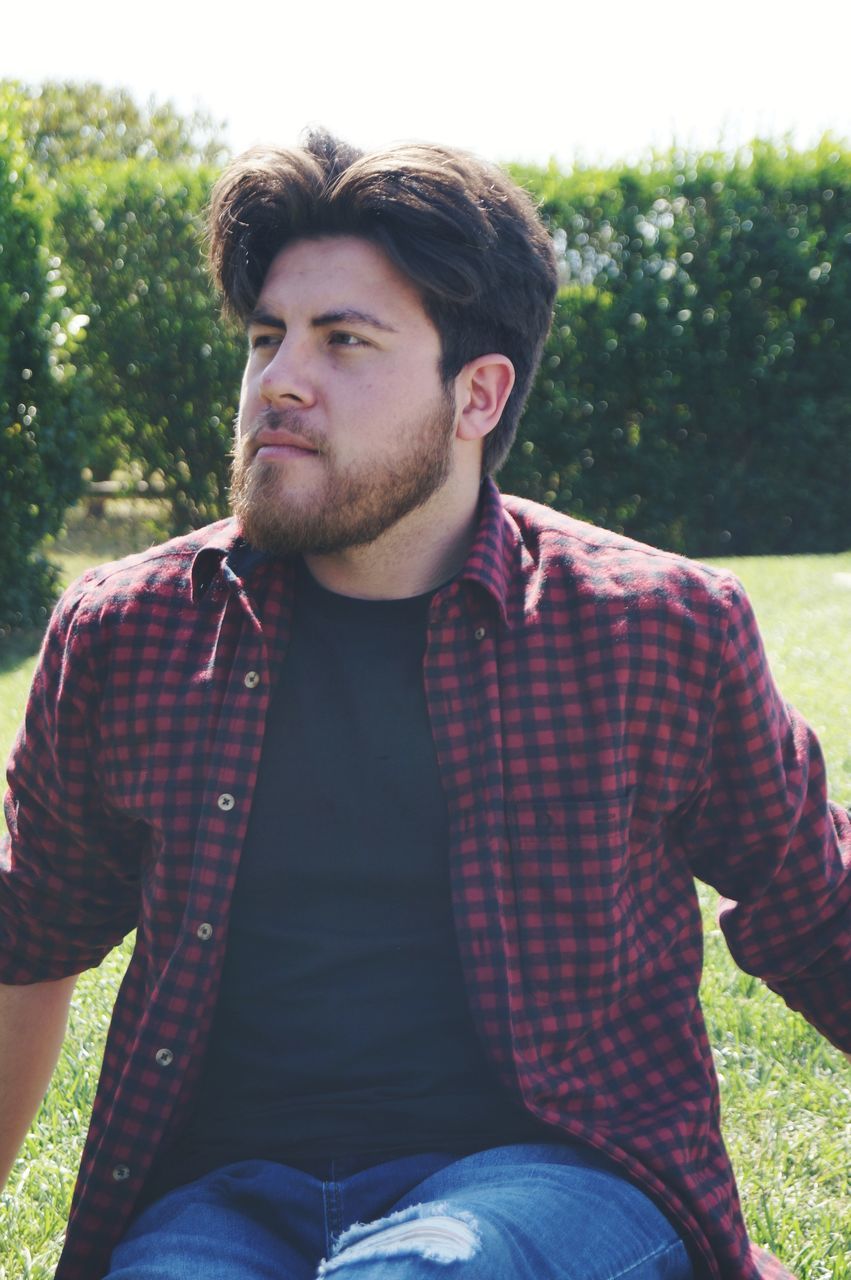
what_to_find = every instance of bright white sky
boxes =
[5,0,850,168]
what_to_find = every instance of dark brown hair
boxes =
[208,130,558,473]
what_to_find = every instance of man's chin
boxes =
[235,497,406,559]
[236,507,319,558]
[234,493,354,557]
[231,462,320,555]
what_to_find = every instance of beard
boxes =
[229,390,457,557]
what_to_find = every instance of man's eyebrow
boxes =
[312,308,399,334]
[246,306,398,334]
[246,309,286,330]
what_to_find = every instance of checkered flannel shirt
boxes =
[2,479,849,1279]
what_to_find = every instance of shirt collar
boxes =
[189,520,247,601]
[189,480,523,624]
[456,477,523,629]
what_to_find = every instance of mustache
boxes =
[239,407,326,456]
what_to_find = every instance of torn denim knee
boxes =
[318,1201,481,1273]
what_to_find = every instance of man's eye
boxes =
[329,332,367,347]
[250,333,281,349]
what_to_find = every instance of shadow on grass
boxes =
[0,499,169,672]
[0,626,47,673]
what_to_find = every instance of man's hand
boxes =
[0,975,77,1190]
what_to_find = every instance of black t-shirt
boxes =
[153,558,551,1193]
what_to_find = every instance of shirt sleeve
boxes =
[0,575,147,983]
[682,574,851,1051]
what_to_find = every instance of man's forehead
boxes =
[255,234,426,320]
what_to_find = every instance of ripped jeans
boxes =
[103,1143,694,1280]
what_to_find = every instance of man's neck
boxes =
[304,476,482,601]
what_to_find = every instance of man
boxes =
[1,131,848,1280]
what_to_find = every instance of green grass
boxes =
[1,517,849,1277]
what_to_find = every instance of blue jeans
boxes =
[104,1143,694,1280]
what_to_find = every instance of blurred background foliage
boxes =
[0,80,849,631]
[0,103,86,631]
[5,79,227,177]
[504,142,851,555]
[53,160,244,529]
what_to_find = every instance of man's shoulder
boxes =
[53,518,239,628]
[498,492,737,612]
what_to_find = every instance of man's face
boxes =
[231,234,458,557]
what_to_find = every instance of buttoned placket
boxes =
[101,561,291,1221]
[188,568,279,943]
[422,587,519,1078]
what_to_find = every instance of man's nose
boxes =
[259,339,317,406]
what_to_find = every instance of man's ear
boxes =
[454,354,515,443]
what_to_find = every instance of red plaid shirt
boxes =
[2,480,849,1280]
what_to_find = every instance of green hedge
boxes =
[7,116,851,587]
[505,140,851,555]
[54,161,244,531]
[0,119,84,632]
[60,139,850,556]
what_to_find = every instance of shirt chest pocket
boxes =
[507,795,640,1019]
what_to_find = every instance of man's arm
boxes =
[0,975,77,1190]
[682,575,851,1051]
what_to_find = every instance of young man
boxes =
[1,132,848,1280]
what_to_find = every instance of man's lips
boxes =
[249,429,321,459]
[255,442,319,459]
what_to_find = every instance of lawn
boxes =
[1,510,849,1278]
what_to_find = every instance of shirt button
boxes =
[196,922,213,941]
[217,793,235,811]
[474,626,487,640]
[112,1164,131,1182]
[155,1048,174,1067]
[244,670,260,689]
